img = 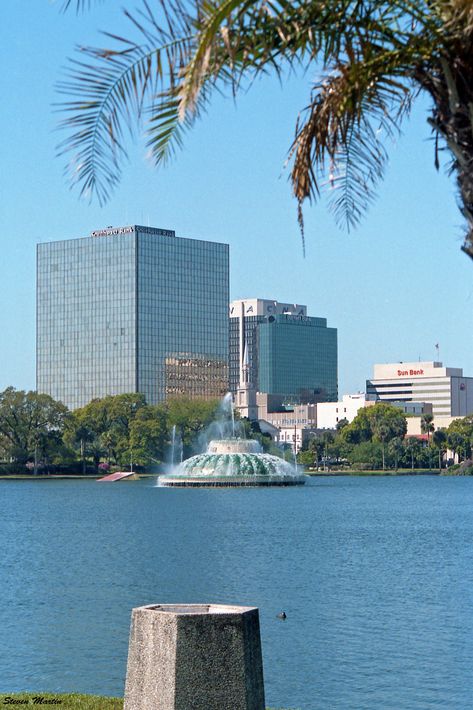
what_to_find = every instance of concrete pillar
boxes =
[124,603,265,710]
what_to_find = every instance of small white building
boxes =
[316,394,376,429]
[277,426,314,454]
[256,393,317,428]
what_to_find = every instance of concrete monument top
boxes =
[124,602,265,709]
[143,603,258,615]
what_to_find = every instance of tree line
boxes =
[1,387,472,474]
[0,388,247,474]
[297,403,473,472]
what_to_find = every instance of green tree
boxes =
[340,408,373,445]
[300,434,323,469]
[447,431,469,462]
[60,1,473,260]
[240,419,276,453]
[297,449,315,468]
[63,421,98,474]
[164,397,220,456]
[421,414,435,443]
[341,403,407,466]
[347,441,383,471]
[404,437,422,471]
[421,414,435,468]
[69,393,146,468]
[387,436,404,471]
[336,418,349,431]
[432,429,447,472]
[129,405,168,466]
[319,431,335,470]
[0,387,69,469]
[371,421,391,471]
[446,416,473,461]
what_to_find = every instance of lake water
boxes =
[1,475,473,709]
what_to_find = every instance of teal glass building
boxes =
[230,299,337,403]
[37,225,229,409]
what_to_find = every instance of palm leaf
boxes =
[57,2,195,203]
[288,45,415,235]
[60,0,105,12]
[55,0,473,262]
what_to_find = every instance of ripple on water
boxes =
[1,476,473,709]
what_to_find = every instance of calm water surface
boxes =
[1,475,473,709]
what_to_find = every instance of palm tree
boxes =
[404,437,421,471]
[421,413,435,442]
[387,436,404,471]
[420,413,435,467]
[447,430,468,462]
[59,1,473,259]
[432,428,447,472]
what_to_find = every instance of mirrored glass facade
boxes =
[257,315,337,402]
[37,225,229,409]
[229,302,337,403]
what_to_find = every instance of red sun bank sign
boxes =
[397,368,424,377]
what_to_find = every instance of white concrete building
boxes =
[256,393,317,428]
[405,415,455,438]
[278,426,313,454]
[366,361,473,417]
[316,393,377,429]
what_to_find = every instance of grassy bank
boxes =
[0,694,121,708]
[306,468,438,476]
[1,470,440,479]
[0,475,100,480]
[0,695,289,709]
[0,474,159,480]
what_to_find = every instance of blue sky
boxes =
[1,1,472,397]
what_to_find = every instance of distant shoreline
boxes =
[0,473,159,480]
[0,470,443,480]
[307,469,441,476]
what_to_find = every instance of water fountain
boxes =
[159,394,306,487]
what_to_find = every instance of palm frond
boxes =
[56,0,473,265]
[289,51,414,233]
[57,2,195,203]
[179,0,421,115]
[146,87,208,166]
[61,0,104,13]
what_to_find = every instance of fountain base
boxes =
[159,475,305,487]
[158,438,307,488]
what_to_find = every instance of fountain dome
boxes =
[159,437,306,487]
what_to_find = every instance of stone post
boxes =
[124,603,265,710]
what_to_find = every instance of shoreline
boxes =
[0,470,443,480]
[306,469,440,476]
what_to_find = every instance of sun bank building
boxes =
[366,361,473,418]
[36,225,229,410]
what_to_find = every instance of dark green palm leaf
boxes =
[56,0,473,258]
[57,4,195,203]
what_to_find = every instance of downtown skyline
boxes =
[1,2,472,398]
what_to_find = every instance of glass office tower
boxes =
[229,298,337,403]
[37,225,229,409]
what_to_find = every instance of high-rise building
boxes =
[366,361,473,417]
[37,225,229,409]
[229,298,338,407]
